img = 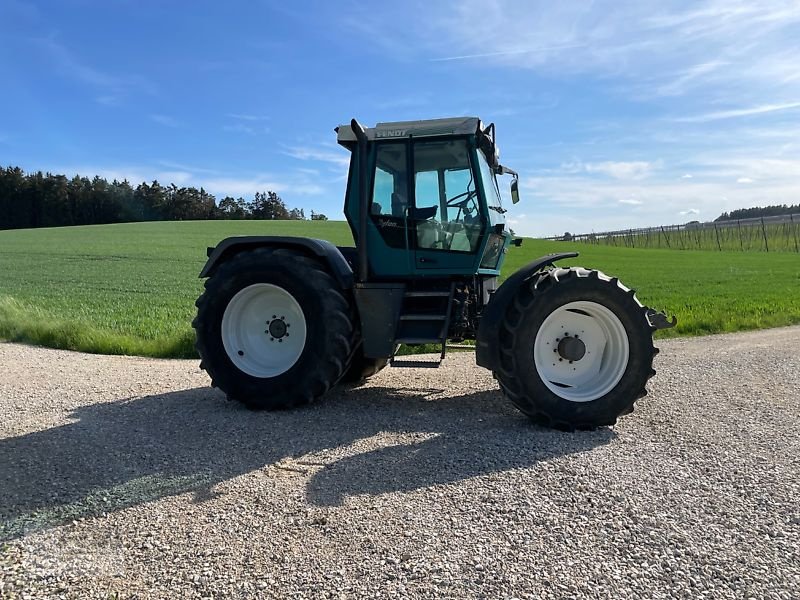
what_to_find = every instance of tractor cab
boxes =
[336,117,519,279]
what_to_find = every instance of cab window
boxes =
[412,139,483,252]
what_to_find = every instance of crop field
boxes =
[1,220,799,358]
[568,216,800,253]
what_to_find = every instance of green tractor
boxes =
[193,117,675,429]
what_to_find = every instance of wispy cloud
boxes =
[285,146,351,169]
[226,113,270,121]
[150,114,182,128]
[675,102,800,123]
[157,160,218,175]
[33,37,156,99]
[737,177,754,184]
[619,198,643,205]
[430,44,585,62]
[343,0,800,102]
[223,124,256,135]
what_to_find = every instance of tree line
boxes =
[0,166,328,230]
[715,204,800,222]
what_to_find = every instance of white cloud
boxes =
[201,177,324,197]
[618,198,643,205]
[513,171,800,236]
[156,171,193,185]
[48,164,327,198]
[585,161,655,180]
[681,174,693,179]
[737,177,754,183]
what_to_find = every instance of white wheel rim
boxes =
[533,301,629,403]
[221,283,307,378]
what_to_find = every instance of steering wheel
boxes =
[446,189,477,209]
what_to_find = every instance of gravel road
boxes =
[1,327,799,599]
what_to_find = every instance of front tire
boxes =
[339,343,389,384]
[193,247,355,409]
[495,267,656,430]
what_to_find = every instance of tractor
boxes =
[193,117,675,429]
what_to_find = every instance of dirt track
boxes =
[1,327,799,599]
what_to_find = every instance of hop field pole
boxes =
[738,220,744,251]
[714,222,722,251]
[792,214,799,253]
[761,217,769,252]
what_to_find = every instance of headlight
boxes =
[480,233,505,269]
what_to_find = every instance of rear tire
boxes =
[494,267,656,430]
[193,247,355,409]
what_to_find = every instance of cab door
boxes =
[411,138,486,273]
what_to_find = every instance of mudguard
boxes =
[475,252,579,371]
[199,236,354,289]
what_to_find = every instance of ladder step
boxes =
[399,314,447,321]
[389,359,441,368]
[395,337,443,345]
[404,291,450,297]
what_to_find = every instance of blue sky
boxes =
[1,0,798,236]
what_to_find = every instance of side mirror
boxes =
[510,178,520,204]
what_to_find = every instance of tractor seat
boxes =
[410,205,438,220]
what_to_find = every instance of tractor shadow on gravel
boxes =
[0,384,614,540]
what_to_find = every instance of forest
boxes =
[0,166,327,230]
[715,204,800,221]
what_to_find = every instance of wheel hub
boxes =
[267,316,289,340]
[557,334,585,362]
[221,283,307,378]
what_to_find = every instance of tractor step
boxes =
[403,291,450,297]
[389,358,441,368]
[399,314,447,321]
[395,337,444,345]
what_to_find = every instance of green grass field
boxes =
[1,220,798,358]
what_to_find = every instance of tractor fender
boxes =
[475,252,579,371]
[199,236,354,289]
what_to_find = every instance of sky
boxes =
[1,0,799,237]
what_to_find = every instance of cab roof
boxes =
[336,117,483,146]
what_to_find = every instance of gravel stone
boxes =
[1,326,799,598]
